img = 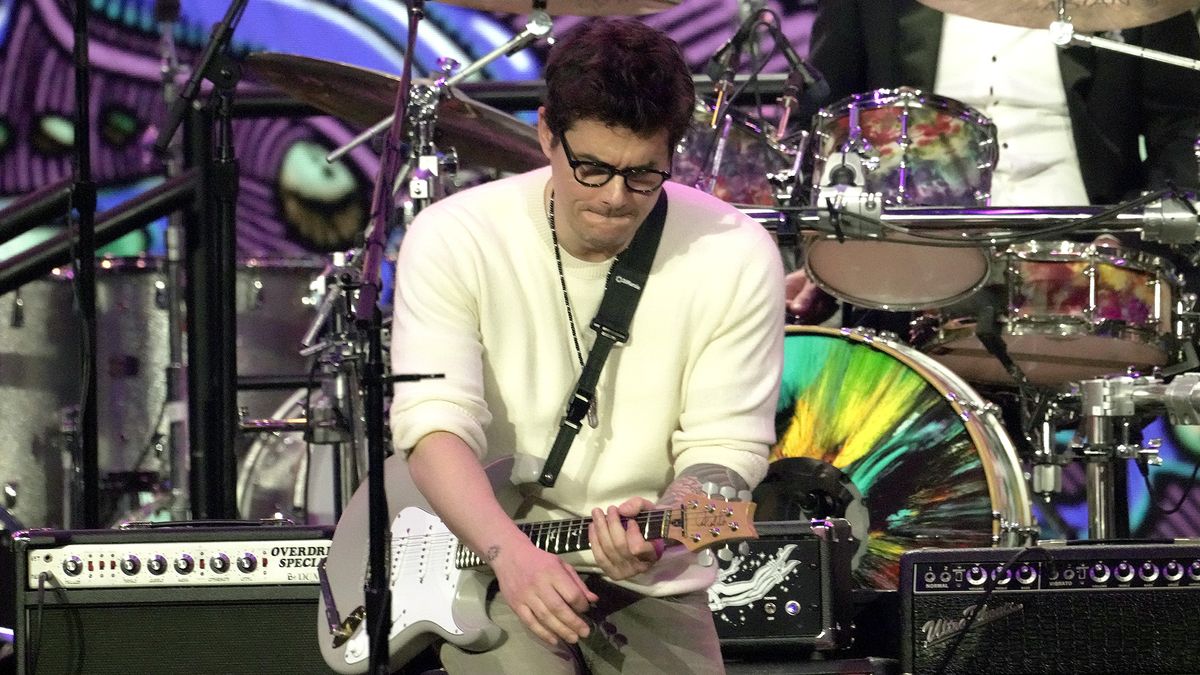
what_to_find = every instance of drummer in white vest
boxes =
[788,0,1200,327]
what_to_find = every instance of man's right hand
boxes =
[489,541,600,646]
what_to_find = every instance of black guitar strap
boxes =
[538,190,668,487]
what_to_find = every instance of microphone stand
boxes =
[69,0,100,528]
[157,0,250,519]
[156,0,191,521]
[358,3,421,671]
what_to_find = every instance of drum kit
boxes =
[2,0,1200,601]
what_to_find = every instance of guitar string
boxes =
[382,508,748,551]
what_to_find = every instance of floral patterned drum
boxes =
[918,241,1183,385]
[672,101,796,206]
[803,88,999,310]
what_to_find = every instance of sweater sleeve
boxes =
[669,218,785,489]
[389,204,492,458]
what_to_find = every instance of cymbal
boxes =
[435,0,679,15]
[917,0,1196,32]
[244,52,546,174]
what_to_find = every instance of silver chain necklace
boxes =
[548,194,599,428]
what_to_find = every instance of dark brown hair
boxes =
[543,18,696,149]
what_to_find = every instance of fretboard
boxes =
[455,508,673,568]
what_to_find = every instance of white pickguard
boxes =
[342,507,469,665]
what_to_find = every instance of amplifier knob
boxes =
[147,554,168,576]
[174,554,194,574]
[1164,561,1184,582]
[992,566,1012,584]
[210,553,230,574]
[62,556,83,577]
[237,552,258,574]
[1015,564,1037,585]
[1138,562,1160,583]
[120,555,141,576]
[1188,561,1200,581]
[1114,562,1135,583]
[966,566,988,586]
[1088,563,1111,584]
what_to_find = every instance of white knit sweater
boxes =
[390,167,784,594]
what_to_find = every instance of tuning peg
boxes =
[698,549,716,567]
[717,546,734,562]
[719,486,737,500]
[701,482,719,497]
[737,490,752,502]
[738,542,750,556]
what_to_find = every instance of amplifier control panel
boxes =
[911,552,1200,594]
[25,538,330,589]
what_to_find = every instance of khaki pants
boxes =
[439,576,724,674]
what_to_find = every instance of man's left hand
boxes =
[589,497,665,581]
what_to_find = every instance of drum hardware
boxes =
[1060,371,1200,538]
[320,10,552,167]
[1049,13,1200,73]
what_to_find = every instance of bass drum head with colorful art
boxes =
[769,326,1032,589]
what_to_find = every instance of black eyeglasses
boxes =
[559,133,672,195]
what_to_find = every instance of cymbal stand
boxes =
[325,9,551,164]
[1048,1,1200,72]
[299,253,367,522]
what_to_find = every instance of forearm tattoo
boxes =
[484,545,500,563]
[659,463,750,508]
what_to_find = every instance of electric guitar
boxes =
[315,454,758,674]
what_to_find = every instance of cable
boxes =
[1142,459,1200,516]
[933,546,1049,675]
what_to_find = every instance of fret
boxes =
[453,505,683,569]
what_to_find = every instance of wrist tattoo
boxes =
[659,476,704,508]
[484,545,500,563]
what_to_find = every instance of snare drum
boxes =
[672,101,796,206]
[773,326,1032,589]
[917,241,1181,386]
[803,88,999,310]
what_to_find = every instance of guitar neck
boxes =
[454,509,673,569]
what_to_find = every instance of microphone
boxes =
[762,16,829,139]
[706,11,762,127]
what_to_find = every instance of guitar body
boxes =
[317,454,523,674]
[317,454,755,673]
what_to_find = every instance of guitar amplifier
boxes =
[0,524,336,675]
[900,542,1200,674]
[709,519,855,653]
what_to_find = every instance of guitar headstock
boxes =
[667,491,757,553]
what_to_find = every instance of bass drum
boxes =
[770,326,1032,589]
